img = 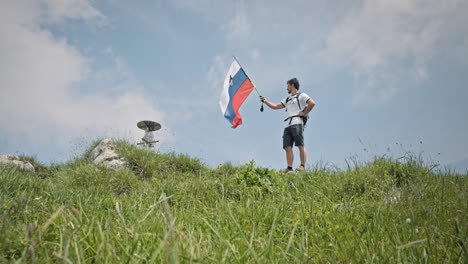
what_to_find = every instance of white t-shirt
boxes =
[281,92,311,127]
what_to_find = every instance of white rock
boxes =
[89,139,129,169]
[0,155,35,172]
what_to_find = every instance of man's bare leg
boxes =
[284,146,293,168]
[298,146,307,168]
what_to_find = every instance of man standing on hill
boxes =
[260,78,316,173]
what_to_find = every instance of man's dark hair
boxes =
[287,78,300,90]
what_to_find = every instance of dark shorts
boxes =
[283,124,304,148]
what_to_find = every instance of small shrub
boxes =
[235,161,275,192]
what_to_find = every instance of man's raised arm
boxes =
[260,96,284,110]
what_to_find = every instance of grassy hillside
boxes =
[1,140,466,263]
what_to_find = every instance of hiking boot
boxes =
[282,168,294,174]
[295,165,305,171]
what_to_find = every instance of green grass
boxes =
[1,140,466,263]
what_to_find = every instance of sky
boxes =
[1,0,468,173]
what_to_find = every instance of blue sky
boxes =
[1,0,467,173]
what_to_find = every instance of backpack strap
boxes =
[284,93,310,126]
[296,92,301,110]
[285,93,301,108]
[284,115,305,125]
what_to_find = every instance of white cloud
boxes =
[0,0,105,27]
[166,0,468,108]
[41,0,105,23]
[207,55,228,89]
[250,48,260,61]
[226,1,252,42]
[323,0,468,104]
[169,0,253,42]
[0,0,169,159]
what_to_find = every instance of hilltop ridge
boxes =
[1,139,466,263]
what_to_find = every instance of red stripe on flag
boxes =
[230,78,254,128]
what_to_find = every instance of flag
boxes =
[219,59,255,128]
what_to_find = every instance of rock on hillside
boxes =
[89,138,129,169]
[0,155,35,172]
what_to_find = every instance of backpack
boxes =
[284,92,309,127]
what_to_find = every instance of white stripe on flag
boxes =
[219,60,241,116]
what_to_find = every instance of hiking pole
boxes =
[253,85,264,112]
[250,84,264,112]
[233,55,264,112]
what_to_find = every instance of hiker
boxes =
[260,78,316,173]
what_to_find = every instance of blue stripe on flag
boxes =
[224,68,248,122]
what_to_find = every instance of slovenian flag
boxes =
[219,59,255,128]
